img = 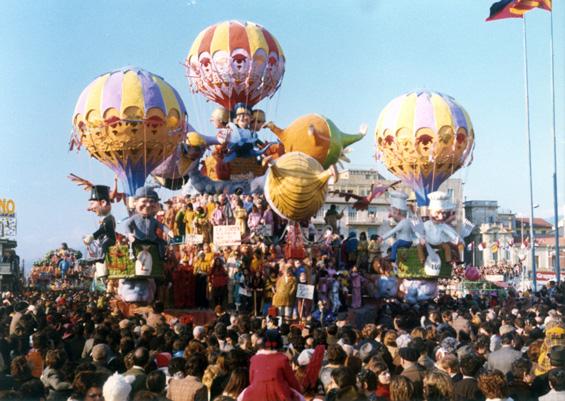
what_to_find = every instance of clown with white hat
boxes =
[379,191,417,263]
[416,191,462,264]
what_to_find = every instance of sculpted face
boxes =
[88,199,111,216]
[429,208,448,224]
[135,197,157,217]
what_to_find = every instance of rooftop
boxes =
[515,217,553,228]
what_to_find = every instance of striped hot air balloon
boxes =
[375,91,475,206]
[185,20,285,109]
[72,67,187,195]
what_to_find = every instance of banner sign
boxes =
[296,284,315,300]
[213,225,241,247]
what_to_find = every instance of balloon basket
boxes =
[396,247,452,279]
[106,243,164,279]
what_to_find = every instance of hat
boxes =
[389,191,408,211]
[234,103,251,116]
[549,346,565,367]
[89,185,111,202]
[134,186,160,201]
[155,352,172,368]
[428,191,454,211]
[399,347,419,362]
[297,349,314,366]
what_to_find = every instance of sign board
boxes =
[536,271,557,283]
[296,284,315,300]
[239,287,251,297]
[484,274,505,283]
[213,225,241,247]
[184,234,204,245]
[0,199,16,217]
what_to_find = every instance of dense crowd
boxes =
[3,192,563,401]
[0,280,564,401]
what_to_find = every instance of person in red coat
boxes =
[240,330,304,401]
[209,257,229,308]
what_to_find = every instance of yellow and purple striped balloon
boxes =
[186,20,285,109]
[375,91,474,206]
[72,66,187,195]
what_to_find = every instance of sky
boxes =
[0,0,563,268]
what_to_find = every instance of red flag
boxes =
[486,0,552,22]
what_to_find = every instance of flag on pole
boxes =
[478,242,486,251]
[486,0,552,21]
[521,237,530,249]
[491,241,500,253]
[467,241,474,251]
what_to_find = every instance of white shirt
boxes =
[421,220,461,245]
[382,218,416,242]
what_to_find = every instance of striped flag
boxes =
[478,242,486,251]
[486,0,552,21]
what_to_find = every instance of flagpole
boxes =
[522,16,537,291]
[549,8,561,283]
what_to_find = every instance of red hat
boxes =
[155,352,172,368]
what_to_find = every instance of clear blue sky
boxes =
[0,0,563,267]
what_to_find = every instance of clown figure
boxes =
[417,191,462,265]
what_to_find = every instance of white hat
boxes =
[428,191,454,211]
[297,349,314,366]
[389,191,408,211]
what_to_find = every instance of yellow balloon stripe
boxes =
[85,73,110,117]
[153,75,178,113]
[210,21,230,55]
[121,70,144,115]
[246,22,268,55]
[396,93,417,132]
[430,93,453,129]
[188,29,206,59]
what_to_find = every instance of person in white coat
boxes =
[416,191,462,264]
[379,191,416,263]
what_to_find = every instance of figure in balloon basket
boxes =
[377,191,417,273]
[415,191,463,273]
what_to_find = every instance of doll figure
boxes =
[380,191,416,263]
[123,186,173,261]
[83,185,116,260]
[416,191,462,265]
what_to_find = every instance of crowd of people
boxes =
[3,192,563,401]
[1,275,564,401]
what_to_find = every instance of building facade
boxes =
[312,168,464,239]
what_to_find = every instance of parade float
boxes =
[374,90,476,303]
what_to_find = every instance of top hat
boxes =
[89,185,111,202]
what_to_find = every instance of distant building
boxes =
[464,200,563,275]
[515,217,554,239]
[313,168,463,239]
